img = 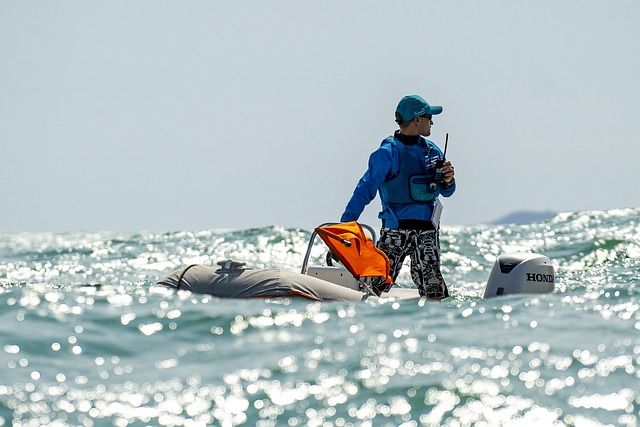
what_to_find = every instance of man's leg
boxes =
[375,228,411,293]
[409,229,449,299]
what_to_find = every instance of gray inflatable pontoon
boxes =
[156,223,421,302]
[156,261,419,302]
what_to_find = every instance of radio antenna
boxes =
[443,133,449,159]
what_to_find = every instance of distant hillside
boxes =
[489,210,556,225]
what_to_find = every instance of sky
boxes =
[1,1,639,233]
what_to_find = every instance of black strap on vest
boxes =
[176,264,198,290]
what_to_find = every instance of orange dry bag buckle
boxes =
[314,221,394,296]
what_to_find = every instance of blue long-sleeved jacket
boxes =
[340,135,456,229]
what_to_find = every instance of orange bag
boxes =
[315,221,393,285]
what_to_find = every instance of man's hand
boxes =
[442,160,455,183]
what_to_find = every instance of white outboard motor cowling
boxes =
[484,253,554,298]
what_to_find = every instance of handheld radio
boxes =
[433,133,449,183]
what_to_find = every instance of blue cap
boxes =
[395,95,443,123]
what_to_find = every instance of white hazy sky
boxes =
[2,1,639,233]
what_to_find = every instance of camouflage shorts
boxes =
[377,228,449,299]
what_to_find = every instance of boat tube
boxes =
[156,261,375,302]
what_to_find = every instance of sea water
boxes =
[0,208,639,427]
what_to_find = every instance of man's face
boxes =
[416,114,433,136]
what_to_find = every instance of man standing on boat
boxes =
[340,95,456,300]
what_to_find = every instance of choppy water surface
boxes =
[1,208,639,426]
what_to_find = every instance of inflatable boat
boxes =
[156,222,555,301]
